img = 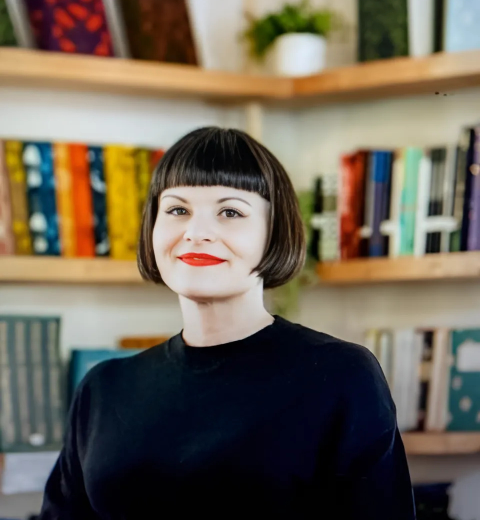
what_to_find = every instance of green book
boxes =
[358,0,409,62]
[0,0,16,46]
[447,329,480,431]
[0,315,64,453]
[399,147,423,255]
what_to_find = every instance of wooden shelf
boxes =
[1,48,480,105]
[317,251,480,285]
[0,256,143,284]
[402,433,480,455]
[294,49,480,104]
[0,48,292,102]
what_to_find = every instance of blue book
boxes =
[23,142,60,256]
[445,0,480,52]
[369,151,392,257]
[447,329,480,431]
[69,349,144,401]
[88,146,110,257]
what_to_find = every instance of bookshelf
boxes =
[317,251,480,285]
[0,256,143,284]
[402,433,480,455]
[1,48,480,105]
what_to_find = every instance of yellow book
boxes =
[135,148,151,219]
[104,145,139,260]
[53,143,76,257]
[4,141,32,255]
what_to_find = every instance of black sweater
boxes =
[39,315,415,519]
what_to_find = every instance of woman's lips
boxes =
[178,253,226,267]
[180,257,226,266]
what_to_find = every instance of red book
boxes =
[340,151,368,259]
[69,144,95,257]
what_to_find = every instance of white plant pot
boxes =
[268,33,327,76]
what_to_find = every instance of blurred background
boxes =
[1,0,480,518]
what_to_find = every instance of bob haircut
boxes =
[137,126,306,290]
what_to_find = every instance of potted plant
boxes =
[242,1,339,76]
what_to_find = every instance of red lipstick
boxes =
[178,253,226,267]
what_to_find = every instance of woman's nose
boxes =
[183,215,217,243]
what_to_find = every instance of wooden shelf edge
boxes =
[0,256,144,284]
[2,48,480,105]
[317,251,480,285]
[293,49,480,103]
[0,48,293,101]
[403,432,480,455]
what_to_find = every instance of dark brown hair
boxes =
[137,126,306,290]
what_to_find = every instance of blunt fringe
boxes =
[137,126,306,290]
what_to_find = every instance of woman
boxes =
[40,127,415,519]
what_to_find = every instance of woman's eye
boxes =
[221,209,243,218]
[166,207,188,216]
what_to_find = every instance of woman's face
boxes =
[153,185,271,300]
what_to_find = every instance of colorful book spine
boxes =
[4,141,32,255]
[23,142,60,256]
[135,148,152,219]
[467,127,480,251]
[370,151,392,257]
[69,144,95,257]
[104,145,139,260]
[0,0,17,46]
[25,0,114,56]
[399,147,423,255]
[0,315,64,452]
[88,146,110,257]
[340,151,367,259]
[0,141,14,254]
[53,142,76,257]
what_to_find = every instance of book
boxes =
[467,126,480,251]
[447,328,480,431]
[53,142,76,257]
[0,315,64,452]
[450,128,475,252]
[23,142,60,256]
[358,0,409,62]
[135,148,152,220]
[104,145,139,260]
[433,0,446,52]
[0,0,17,46]
[407,0,434,57]
[0,141,15,255]
[399,147,423,255]
[426,328,450,431]
[25,0,114,56]
[4,141,32,255]
[118,0,198,64]
[69,143,95,257]
[88,145,110,257]
[118,336,170,349]
[1,0,35,47]
[444,0,480,52]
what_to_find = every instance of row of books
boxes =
[0,314,170,453]
[309,126,480,262]
[365,327,480,433]
[0,0,198,65]
[359,0,480,61]
[0,140,164,259]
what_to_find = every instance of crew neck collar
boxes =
[166,314,286,373]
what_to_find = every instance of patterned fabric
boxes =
[25,0,114,56]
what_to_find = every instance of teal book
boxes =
[0,315,64,453]
[69,348,144,402]
[399,147,423,255]
[447,329,480,431]
[358,0,409,62]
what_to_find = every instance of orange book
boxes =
[150,148,165,174]
[53,143,76,256]
[69,144,95,257]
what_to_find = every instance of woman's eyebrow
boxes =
[160,195,251,207]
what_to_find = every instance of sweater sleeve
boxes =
[38,376,98,520]
[330,344,416,520]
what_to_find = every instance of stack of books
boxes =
[0,140,164,260]
[365,327,480,433]
[310,126,480,262]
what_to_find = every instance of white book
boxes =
[4,0,35,48]
[407,0,434,57]
[414,153,432,257]
[391,329,413,431]
[425,328,450,431]
[102,0,131,58]
[387,152,404,258]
